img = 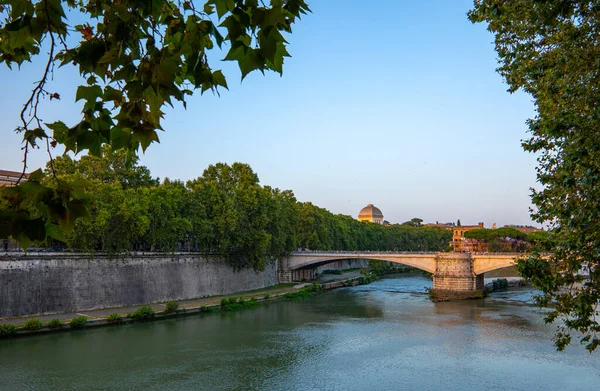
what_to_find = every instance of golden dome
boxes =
[358,204,383,218]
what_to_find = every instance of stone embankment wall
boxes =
[0,253,278,318]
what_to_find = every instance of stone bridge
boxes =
[279,251,533,299]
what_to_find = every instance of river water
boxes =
[1,272,599,390]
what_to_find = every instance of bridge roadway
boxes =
[279,251,529,298]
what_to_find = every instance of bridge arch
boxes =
[286,254,437,274]
[472,254,521,275]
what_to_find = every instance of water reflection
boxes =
[1,273,599,390]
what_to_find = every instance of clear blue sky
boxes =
[0,0,538,227]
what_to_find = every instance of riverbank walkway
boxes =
[0,270,363,326]
[0,283,303,325]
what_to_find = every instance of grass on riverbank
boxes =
[283,284,323,299]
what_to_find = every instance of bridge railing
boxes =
[292,251,546,257]
[291,250,439,255]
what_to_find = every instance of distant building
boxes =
[453,222,485,252]
[0,169,27,187]
[1,170,28,251]
[424,222,454,230]
[503,224,542,234]
[358,204,384,224]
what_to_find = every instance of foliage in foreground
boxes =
[470,0,600,351]
[0,0,310,249]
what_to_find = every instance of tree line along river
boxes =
[1,272,599,390]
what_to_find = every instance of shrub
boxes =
[220,297,259,311]
[492,278,509,292]
[244,297,259,308]
[47,319,64,329]
[0,324,18,337]
[164,301,179,314]
[200,306,218,313]
[263,294,270,300]
[128,305,155,321]
[70,316,87,329]
[221,297,241,311]
[106,313,123,324]
[23,318,43,332]
[284,284,323,299]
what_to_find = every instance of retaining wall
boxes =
[0,253,278,318]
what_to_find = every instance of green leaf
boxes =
[212,0,234,19]
[132,128,160,152]
[46,223,65,242]
[114,3,131,22]
[110,127,131,150]
[224,45,265,80]
[75,85,102,103]
[77,131,102,156]
[46,121,69,141]
[204,3,215,14]
[212,70,228,89]
[103,86,124,104]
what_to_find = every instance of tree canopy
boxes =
[30,154,452,270]
[470,0,600,352]
[464,227,530,252]
[0,0,310,248]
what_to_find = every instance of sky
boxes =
[0,0,539,227]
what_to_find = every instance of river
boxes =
[1,272,599,390]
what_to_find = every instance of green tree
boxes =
[0,0,310,247]
[49,145,159,189]
[470,1,600,351]
[191,163,271,270]
[464,227,527,252]
[144,180,191,252]
[264,187,299,258]
[525,231,554,252]
[401,217,424,227]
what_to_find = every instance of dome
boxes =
[358,204,383,218]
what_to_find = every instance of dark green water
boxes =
[1,273,599,390]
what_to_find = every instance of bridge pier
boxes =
[431,253,484,300]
